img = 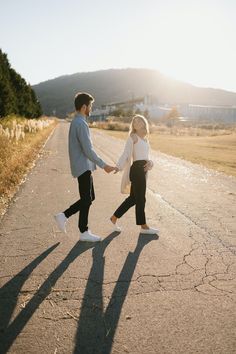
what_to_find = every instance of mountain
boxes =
[33,68,236,117]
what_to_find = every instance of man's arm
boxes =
[76,121,106,168]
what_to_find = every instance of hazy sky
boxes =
[0,0,236,92]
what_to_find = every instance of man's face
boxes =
[85,101,93,116]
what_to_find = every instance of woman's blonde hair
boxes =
[129,114,149,136]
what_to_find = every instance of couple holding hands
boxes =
[54,92,159,242]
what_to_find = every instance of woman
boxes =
[110,115,159,234]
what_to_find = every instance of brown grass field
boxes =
[0,117,57,216]
[93,123,236,178]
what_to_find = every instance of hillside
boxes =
[33,68,236,117]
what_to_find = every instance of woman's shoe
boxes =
[110,220,122,232]
[140,227,159,235]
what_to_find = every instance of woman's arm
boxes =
[116,136,133,171]
[144,159,154,172]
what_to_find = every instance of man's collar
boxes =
[76,113,86,121]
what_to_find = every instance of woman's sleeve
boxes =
[116,136,133,171]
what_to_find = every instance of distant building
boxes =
[135,102,172,120]
[135,99,236,123]
[178,104,236,123]
[89,107,110,122]
[90,95,236,123]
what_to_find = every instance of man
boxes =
[54,92,115,242]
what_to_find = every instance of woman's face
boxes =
[133,118,145,132]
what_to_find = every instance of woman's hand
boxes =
[144,160,153,172]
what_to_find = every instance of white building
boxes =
[178,104,236,123]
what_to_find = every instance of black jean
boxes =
[63,170,95,233]
[114,160,147,225]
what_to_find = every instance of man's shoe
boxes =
[54,213,67,233]
[140,227,159,235]
[80,230,102,242]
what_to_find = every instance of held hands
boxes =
[144,160,153,172]
[104,165,118,174]
[105,162,152,173]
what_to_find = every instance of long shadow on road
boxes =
[74,233,159,354]
[0,240,95,354]
[0,242,60,348]
[0,233,158,354]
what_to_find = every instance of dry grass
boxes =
[90,121,130,131]
[97,124,236,178]
[150,123,236,137]
[0,116,57,215]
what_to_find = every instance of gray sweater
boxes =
[68,114,106,177]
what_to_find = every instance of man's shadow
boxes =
[0,232,158,354]
[74,233,158,354]
[0,240,96,354]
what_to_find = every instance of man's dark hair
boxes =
[74,92,94,111]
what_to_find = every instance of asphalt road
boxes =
[0,121,235,354]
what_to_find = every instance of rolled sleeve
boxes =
[76,122,106,169]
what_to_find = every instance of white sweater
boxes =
[116,135,153,194]
[133,135,149,161]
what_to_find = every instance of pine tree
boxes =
[0,50,17,116]
[0,49,42,118]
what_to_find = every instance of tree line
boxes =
[0,49,42,118]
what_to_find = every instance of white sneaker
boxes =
[54,213,67,233]
[110,220,122,232]
[80,230,102,242]
[140,227,159,235]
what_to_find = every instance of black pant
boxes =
[114,160,147,225]
[63,170,95,233]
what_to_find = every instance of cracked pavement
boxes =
[0,121,235,354]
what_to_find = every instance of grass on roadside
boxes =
[98,127,236,178]
[0,116,57,215]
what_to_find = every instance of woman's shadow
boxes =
[0,231,158,354]
[74,232,158,354]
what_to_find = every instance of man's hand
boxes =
[104,165,116,173]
